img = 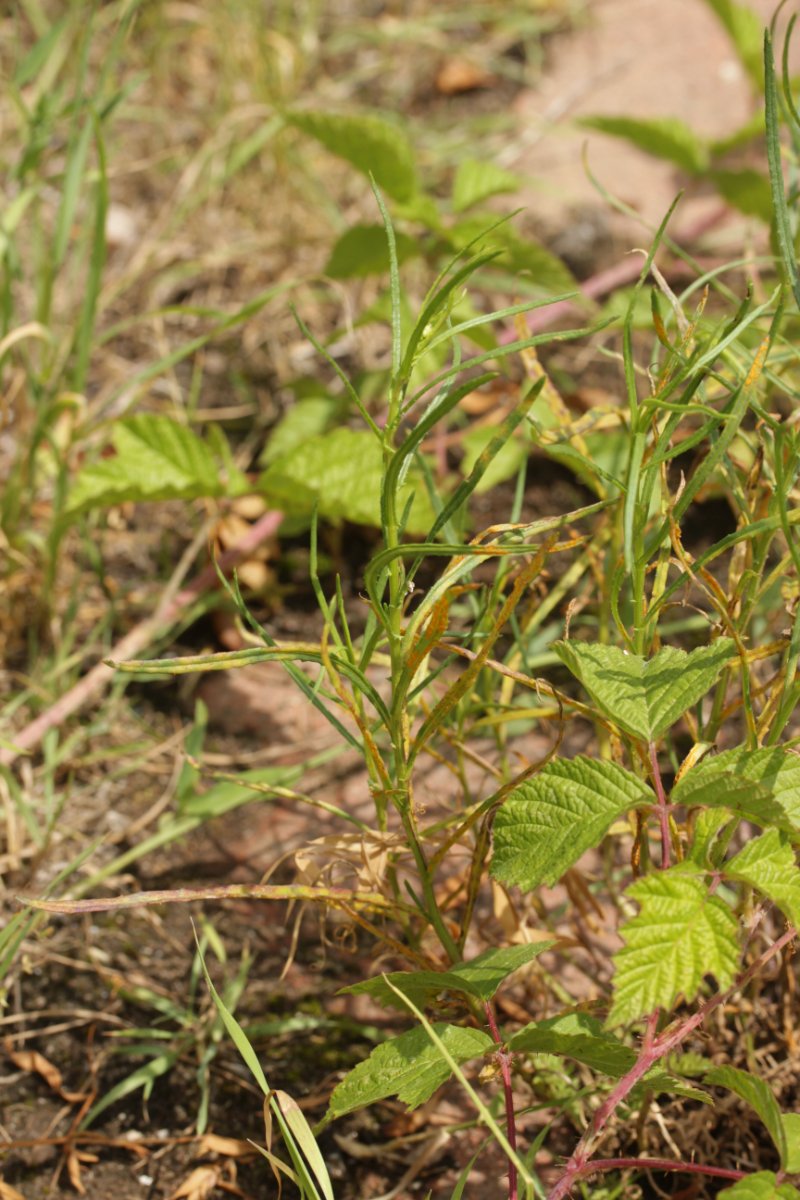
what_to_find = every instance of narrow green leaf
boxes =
[509,1012,636,1076]
[460,426,528,494]
[719,1174,800,1200]
[725,829,800,929]
[67,415,223,514]
[325,223,418,279]
[451,159,521,213]
[287,109,418,202]
[765,32,800,311]
[706,1065,787,1165]
[608,869,739,1026]
[491,757,653,892]
[326,1024,494,1118]
[672,747,800,833]
[553,639,737,742]
[579,115,709,174]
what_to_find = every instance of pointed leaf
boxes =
[719,1174,800,1200]
[672,747,800,833]
[343,942,556,1009]
[67,415,223,514]
[491,757,653,892]
[553,639,737,742]
[702,0,764,89]
[706,1066,787,1165]
[325,223,418,279]
[286,110,417,202]
[448,217,576,296]
[509,1012,636,1076]
[326,1024,494,1118]
[579,115,709,174]
[451,159,521,213]
[608,869,739,1026]
[725,829,800,930]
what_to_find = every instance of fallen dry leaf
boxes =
[435,57,495,95]
[0,1179,27,1200]
[169,1165,221,1200]
[196,1134,254,1159]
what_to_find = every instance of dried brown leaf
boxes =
[169,1165,221,1200]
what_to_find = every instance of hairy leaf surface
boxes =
[725,830,800,930]
[553,639,737,741]
[326,1024,493,1117]
[609,869,739,1026]
[491,757,653,891]
[509,1012,636,1076]
[672,747,800,833]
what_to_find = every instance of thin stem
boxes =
[546,926,796,1200]
[485,1000,518,1200]
[573,1158,746,1186]
[648,741,670,870]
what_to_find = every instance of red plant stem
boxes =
[0,509,284,770]
[648,741,670,870]
[546,924,796,1200]
[485,1000,518,1200]
[571,1158,746,1185]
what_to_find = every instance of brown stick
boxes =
[0,509,283,770]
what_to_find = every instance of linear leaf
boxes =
[491,757,653,892]
[719,1174,800,1200]
[706,1066,787,1165]
[608,869,739,1026]
[326,1024,493,1117]
[344,942,556,1010]
[783,1113,800,1173]
[67,414,223,514]
[553,639,737,741]
[725,829,800,929]
[703,0,764,89]
[287,110,417,202]
[509,1012,636,1076]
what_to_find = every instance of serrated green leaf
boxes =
[461,427,528,494]
[672,747,800,833]
[701,0,764,89]
[782,1113,800,1173]
[686,808,735,868]
[258,427,435,532]
[706,1066,787,1165]
[344,942,556,1009]
[579,115,709,174]
[634,1070,713,1104]
[719,1174,800,1200]
[260,397,339,466]
[286,110,418,202]
[67,415,224,514]
[326,1023,494,1118]
[608,869,739,1026]
[325,223,418,279]
[509,1012,636,1076]
[491,757,653,892]
[553,639,737,742]
[451,159,521,213]
[725,829,800,929]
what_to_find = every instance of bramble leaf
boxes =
[342,943,556,1010]
[672,747,800,833]
[258,427,435,532]
[706,1066,787,1166]
[325,1024,493,1117]
[725,830,800,930]
[451,159,521,213]
[325,223,418,279]
[553,639,737,742]
[491,757,653,891]
[608,868,739,1026]
[701,0,764,89]
[509,1012,636,1076]
[67,415,225,514]
[579,115,709,174]
[286,110,418,202]
[718,1174,800,1200]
